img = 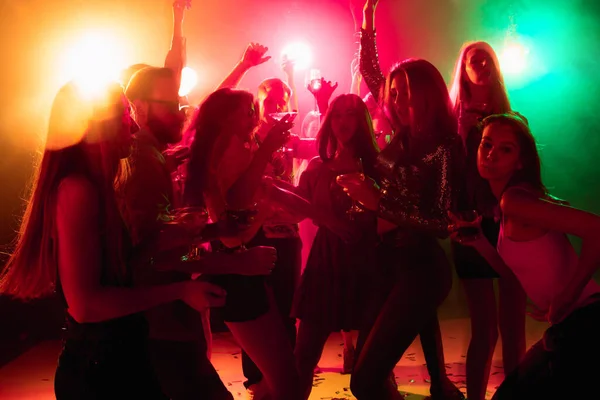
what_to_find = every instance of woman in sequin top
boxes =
[337,1,464,399]
[448,42,526,400]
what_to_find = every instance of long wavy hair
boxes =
[183,88,255,207]
[480,113,547,196]
[449,41,511,115]
[0,82,132,300]
[317,94,379,180]
[381,59,457,151]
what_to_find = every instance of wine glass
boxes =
[336,158,366,216]
[268,111,298,122]
[457,210,481,238]
[306,68,322,92]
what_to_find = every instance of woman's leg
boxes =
[341,329,355,374]
[294,320,333,399]
[497,277,527,376]
[226,295,300,400]
[462,279,498,400]
[351,244,451,400]
[420,315,464,399]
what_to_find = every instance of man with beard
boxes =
[120,66,255,400]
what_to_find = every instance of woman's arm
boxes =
[56,176,190,324]
[502,187,600,306]
[216,43,270,90]
[164,0,190,90]
[359,0,385,101]
[282,57,299,112]
[350,56,362,96]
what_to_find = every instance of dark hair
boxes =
[382,59,457,149]
[481,113,547,195]
[0,82,130,299]
[316,94,379,180]
[183,88,255,207]
[125,67,175,102]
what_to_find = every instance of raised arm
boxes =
[282,57,299,112]
[350,55,362,96]
[216,43,271,90]
[164,0,190,90]
[359,0,385,101]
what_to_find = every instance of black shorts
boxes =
[452,217,501,279]
[205,230,278,323]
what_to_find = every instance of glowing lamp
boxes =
[500,43,529,75]
[281,42,313,71]
[61,32,125,98]
[179,67,198,97]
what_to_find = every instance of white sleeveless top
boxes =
[497,219,600,314]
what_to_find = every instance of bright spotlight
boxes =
[281,42,313,71]
[500,43,529,75]
[60,32,126,98]
[179,67,198,97]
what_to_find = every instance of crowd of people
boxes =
[1,0,599,399]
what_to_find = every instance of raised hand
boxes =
[173,0,191,23]
[308,78,338,113]
[281,55,295,79]
[241,43,271,69]
[363,0,380,13]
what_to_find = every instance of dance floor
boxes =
[0,317,548,400]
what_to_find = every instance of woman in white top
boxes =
[450,113,600,399]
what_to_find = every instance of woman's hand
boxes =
[261,114,295,153]
[336,173,381,211]
[181,281,227,312]
[163,145,190,173]
[363,0,380,14]
[172,0,191,24]
[307,78,338,111]
[447,211,486,247]
[240,43,271,69]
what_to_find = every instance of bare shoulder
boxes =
[306,156,323,172]
[56,175,99,213]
